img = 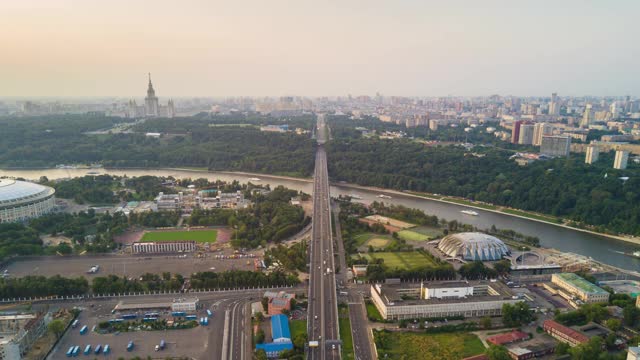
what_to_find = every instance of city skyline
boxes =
[1,0,639,97]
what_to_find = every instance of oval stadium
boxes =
[0,179,56,223]
[438,232,510,261]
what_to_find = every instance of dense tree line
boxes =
[0,275,89,299]
[327,135,640,235]
[189,270,299,289]
[0,114,316,177]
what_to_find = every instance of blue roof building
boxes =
[256,314,293,358]
[271,314,291,343]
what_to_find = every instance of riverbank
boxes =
[327,182,640,247]
[2,166,639,247]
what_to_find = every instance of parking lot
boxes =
[49,299,225,359]
[5,253,255,279]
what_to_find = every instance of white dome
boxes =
[0,179,56,223]
[438,232,509,261]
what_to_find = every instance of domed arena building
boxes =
[438,232,510,261]
[0,179,56,223]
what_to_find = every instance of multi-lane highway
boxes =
[308,115,341,360]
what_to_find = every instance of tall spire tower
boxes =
[144,73,159,117]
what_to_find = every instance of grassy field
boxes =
[354,233,395,249]
[374,330,485,360]
[355,251,438,270]
[338,306,355,360]
[365,301,384,322]
[411,226,444,239]
[141,230,218,243]
[397,230,430,242]
[290,319,307,340]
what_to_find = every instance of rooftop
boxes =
[0,179,55,205]
[556,273,608,295]
[373,281,513,306]
[271,314,291,341]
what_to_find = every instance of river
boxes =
[2,167,640,272]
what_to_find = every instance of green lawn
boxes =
[354,233,395,250]
[339,318,355,359]
[397,230,430,242]
[374,330,485,360]
[141,230,217,243]
[410,226,444,239]
[365,301,384,322]
[354,251,438,270]
[290,319,307,340]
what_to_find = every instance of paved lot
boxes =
[5,254,255,279]
[45,295,257,360]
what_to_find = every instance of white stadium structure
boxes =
[438,232,510,261]
[0,179,56,223]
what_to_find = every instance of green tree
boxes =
[605,318,621,331]
[255,349,268,360]
[48,319,66,338]
[481,316,492,330]
[485,345,511,360]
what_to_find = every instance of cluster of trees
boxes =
[189,186,309,248]
[189,270,299,289]
[501,302,534,327]
[0,223,45,260]
[554,303,608,326]
[0,275,89,298]
[47,175,119,204]
[326,134,640,235]
[458,260,511,280]
[0,114,316,177]
[264,241,308,272]
[91,273,185,294]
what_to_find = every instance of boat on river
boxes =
[460,209,479,216]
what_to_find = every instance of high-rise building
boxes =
[549,92,559,115]
[614,150,629,170]
[518,123,535,145]
[429,119,438,131]
[609,102,620,119]
[128,74,175,119]
[145,73,160,117]
[533,123,553,146]
[511,120,522,144]
[581,104,593,128]
[540,136,570,157]
[585,145,599,164]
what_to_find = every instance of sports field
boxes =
[141,230,218,243]
[354,233,395,250]
[397,230,430,242]
[355,251,438,270]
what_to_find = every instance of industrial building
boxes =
[255,314,293,358]
[0,313,51,360]
[509,263,562,281]
[437,232,510,261]
[551,273,609,304]
[131,241,196,254]
[0,179,56,223]
[543,320,589,347]
[370,281,519,320]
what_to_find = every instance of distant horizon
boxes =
[1,1,639,97]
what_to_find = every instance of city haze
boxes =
[1,0,639,97]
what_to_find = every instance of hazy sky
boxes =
[1,0,639,97]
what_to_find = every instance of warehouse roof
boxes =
[555,273,608,295]
[271,314,291,342]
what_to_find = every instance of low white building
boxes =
[370,281,518,321]
[171,298,199,312]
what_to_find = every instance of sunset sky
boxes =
[1,0,638,97]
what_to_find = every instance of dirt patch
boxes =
[216,228,232,243]
[367,238,390,248]
[41,235,72,246]
[364,215,414,229]
[114,230,144,245]
[359,218,402,233]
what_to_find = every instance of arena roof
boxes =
[0,179,55,206]
[438,232,510,261]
